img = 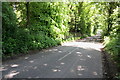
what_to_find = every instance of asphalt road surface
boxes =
[2,36,103,78]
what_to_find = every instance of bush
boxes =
[104,34,120,65]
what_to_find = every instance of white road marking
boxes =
[58,48,78,61]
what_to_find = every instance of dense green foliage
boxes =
[91,2,120,77]
[2,2,64,56]
[94,2,120,62]
[102,2,120,67]
[2,2,93,56]
[2,3,18,54]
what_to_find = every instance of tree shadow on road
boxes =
[2,41,103,78]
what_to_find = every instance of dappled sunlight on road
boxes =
[76,52,81,54]
[24,57,29,60]
[78,73,83,76]
[43,63,48,66]
[4,70,19,78]
[29,60,34,63]
[79,59,86,61]
[93,71,98,75]
[77,65,85,71]
[53,49,58,51]
[60,62,65,65]
[33,66,37,70]
[87,55,92,58]
[62,41,103,51]
[52,69,61,72]
[49,49,52,52]
[10,64,19,68]
[58,51,62,53]
[0,67,7,71]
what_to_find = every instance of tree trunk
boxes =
[26,2,30,27]
[107,2,116,35]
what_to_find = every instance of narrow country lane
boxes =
[2,35,103,78]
